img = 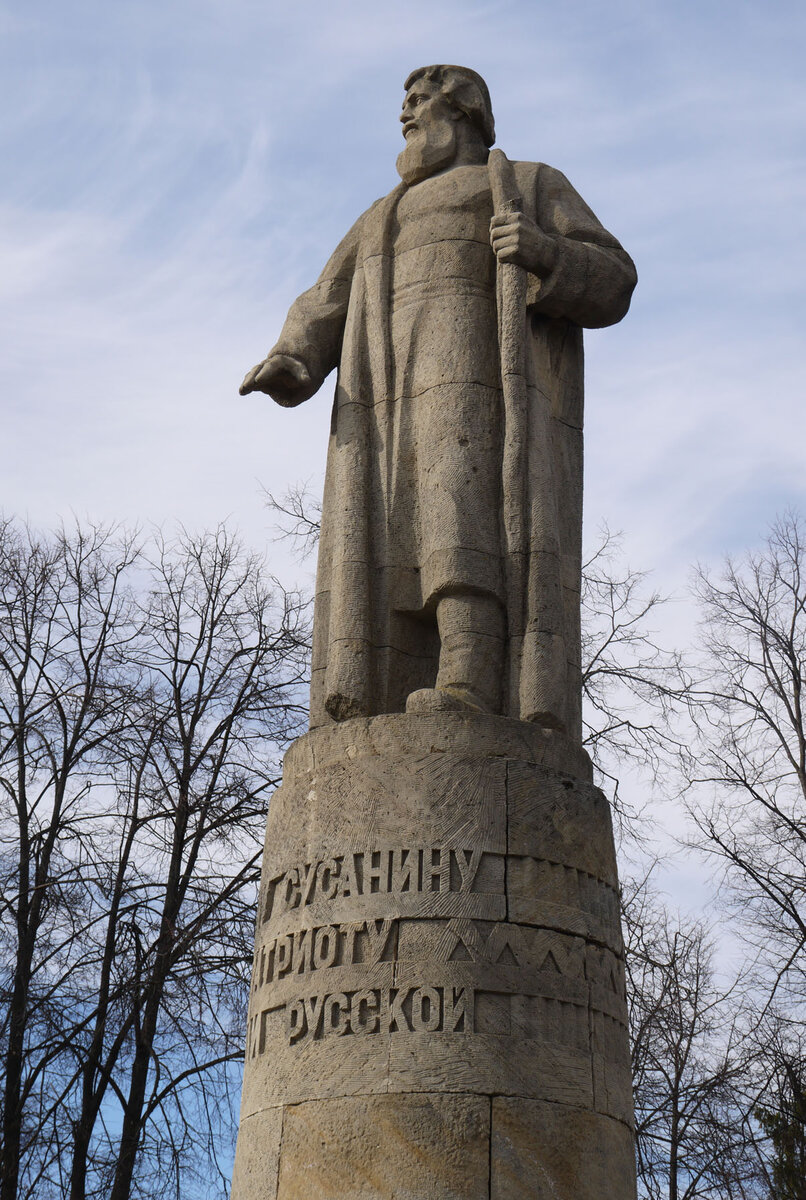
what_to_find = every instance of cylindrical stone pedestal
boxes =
[232,714,636,1199]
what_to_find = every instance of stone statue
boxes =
[232,68,638,1200]
[241,64,636,739]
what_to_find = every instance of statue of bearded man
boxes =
[241,65,636,738]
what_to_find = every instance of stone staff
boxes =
[489,147,567,726]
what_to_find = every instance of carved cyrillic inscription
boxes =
[251,919,627,1015]
[262,847,487,924]
[251,918,397,991]
[259,845,620,948]
[245,921,627,1051]
[286,984,471,1044]
[253,979,597,1049]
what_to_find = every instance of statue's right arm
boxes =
[239,210,366,407]
[239,354,315,406]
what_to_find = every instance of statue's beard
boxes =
[396,122,458,185]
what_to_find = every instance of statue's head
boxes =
[397,64,495,185]
[402,65,495,148]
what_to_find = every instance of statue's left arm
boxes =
[491,163,637,329]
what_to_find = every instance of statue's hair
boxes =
[404,64,495,148]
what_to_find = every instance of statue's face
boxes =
[397,78,459,185]
[399,80,455,141]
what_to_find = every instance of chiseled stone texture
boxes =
[491,1099,637,1198]
[276,1094,490,1199]
[230,1108,282,1200]
[232,713,635,1198]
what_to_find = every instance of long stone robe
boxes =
[269,161,636,736]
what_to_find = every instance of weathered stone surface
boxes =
[283,710,593,782]
[276,1094,490,1199]
[506,855,622,950]
[230,1108,282,1200]
[491,1098,637,1198]
[507,760,618,878]
[592,1006,635,1125]
[233,715,635,1195]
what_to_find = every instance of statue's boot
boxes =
[406,592,505,715]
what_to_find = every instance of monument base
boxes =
[232,714,636,1199]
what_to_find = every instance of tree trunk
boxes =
[110,791,188,1200]
[1,937,32,1200]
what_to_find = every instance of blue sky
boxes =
[3,0,804,578]
[2,0,805,896]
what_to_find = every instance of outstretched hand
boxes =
[239,354,313,407]
[490,211,559,278]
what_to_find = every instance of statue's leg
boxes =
[406,591,505,714]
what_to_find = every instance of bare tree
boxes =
[105,527,308,1200]
[683,513,806,1022]
[623,876,757,1200]
[0,519,309,1200]
[752,1026,806,1200]
[0,519,141,1200]
[262,481,322,565]
[580,527,687,825]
